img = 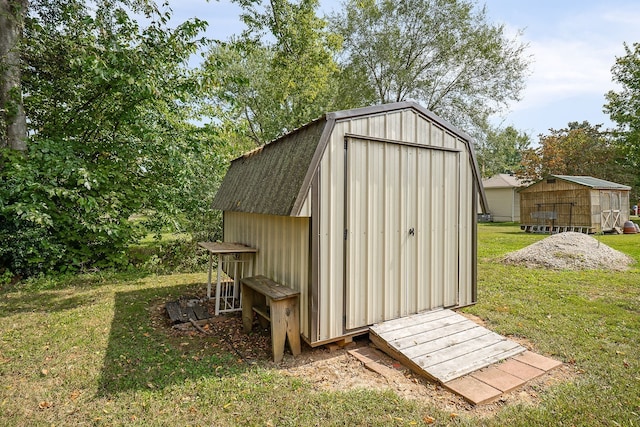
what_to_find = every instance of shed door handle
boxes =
[409,227,415,236]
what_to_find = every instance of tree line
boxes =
[0,0,638,278]
[477,42,640,197]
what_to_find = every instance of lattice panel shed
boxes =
[519,175,631,234]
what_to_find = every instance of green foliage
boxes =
[330,0,530,134]
[0,142,139,275]
[605,42,640,155]
[0,0,230,276]
[204,0,343,144]
[128,236,211,275]
[516,121,636,193]
[477,125,531,178]
[604,42,640,189]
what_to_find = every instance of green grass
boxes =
[469,224,640,425]
[1,224,640,425]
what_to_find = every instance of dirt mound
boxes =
[501,232,634,271]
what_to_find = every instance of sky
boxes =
[168,0,640,139]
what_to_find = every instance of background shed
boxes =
[519,175,631,234]
[212,102,488,346]
[482,173,526,222]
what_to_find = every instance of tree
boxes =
[204,0,342,144]
[0,0,28,151]
[330,0,530,134]
[476,125,531,178]
[0,0,220,276]
[604,42,640,169]
[516,122,633,187]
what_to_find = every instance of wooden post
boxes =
[269,296,301,362]
[241,285,254,334]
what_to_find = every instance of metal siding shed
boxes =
[482,174,526,222]
[213,102,488,346]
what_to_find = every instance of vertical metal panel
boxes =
[383,143,402,320]
[401,110,418,142]
[224,212,311,339]
[316,109,476,342]
[310,172,320,343]
[430,149,443,306]
[443,150,460,307]
[404,146,416,316]
[317,124,348,341]
[344,136,461,329]
[431,124,444,147]
[416,114,430,146]
[458,149,474,306]
[416,147,430,311]
[297,187,312,217]
[485,188,519,221]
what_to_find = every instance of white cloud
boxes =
[508,4,640,114]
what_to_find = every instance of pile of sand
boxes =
[501,232,635,271]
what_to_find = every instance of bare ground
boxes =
[155,298,576,418]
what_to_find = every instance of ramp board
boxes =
[369,309,526,383]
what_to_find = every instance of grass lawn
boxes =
[1,224,639,426]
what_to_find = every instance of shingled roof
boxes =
[212,102,488,216]
[212,119,327,216]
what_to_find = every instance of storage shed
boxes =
[212,102,488,346]
[519,175,631,234]
[482,174,526,222]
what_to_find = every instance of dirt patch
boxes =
[501,232,634,271]
[152,298,577,417]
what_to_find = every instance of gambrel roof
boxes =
[212,102,488,216]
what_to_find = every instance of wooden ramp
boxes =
[369,309,526,384]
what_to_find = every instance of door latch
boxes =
[409,227,415,236]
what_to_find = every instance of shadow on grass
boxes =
[0,270,153,318]
[97,283,247,396]
[0,289,100,317]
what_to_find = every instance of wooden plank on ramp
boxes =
[369,309,525,384]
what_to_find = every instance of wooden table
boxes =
[198,242,257,315]
[241,275,301,363]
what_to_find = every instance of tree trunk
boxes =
[0,0,28,152]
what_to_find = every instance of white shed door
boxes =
[345,137,460,330]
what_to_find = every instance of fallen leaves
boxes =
[38,401,53,409]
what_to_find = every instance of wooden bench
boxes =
[240,275,301,363]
